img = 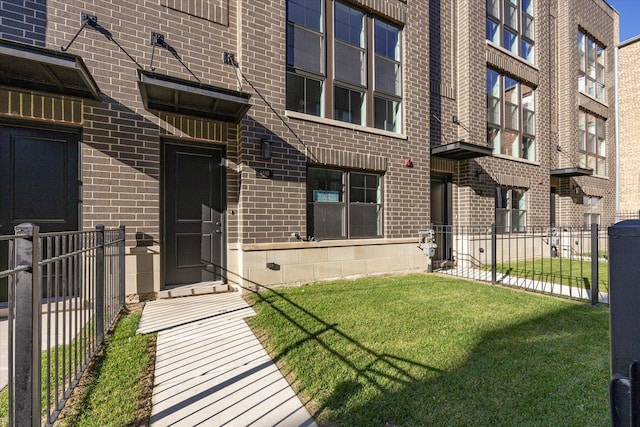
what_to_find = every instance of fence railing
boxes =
[429,224,608,305]
[0,223,125,427]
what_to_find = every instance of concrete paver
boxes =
[139,292,317,427]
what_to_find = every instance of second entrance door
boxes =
[164,142,225,285]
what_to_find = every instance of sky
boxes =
[606,0,640,42]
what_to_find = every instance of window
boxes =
[486,0,535,63]
[583,196,601,227]
[307,167,382,239]
[578,31,605,102]
[578,111,606,175]
[286,0,324,115]
[496,187,526,233]
[286,0,402,132]
[487,68,535,161]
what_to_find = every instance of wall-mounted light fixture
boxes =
[404,158,413,168]
[261,137,271,160]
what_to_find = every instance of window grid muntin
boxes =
[487,68,536,161]
[486,0,535,63]
[285,0,402,132]
[307,167,383,239]
[578,31,605,102]
[496,187,527,233]
[579,111,606,176]
[286,0,325,117]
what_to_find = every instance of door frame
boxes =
[160,138,227,288]
[0,118,83,233]
[430,173,453,262]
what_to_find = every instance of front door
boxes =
[163,142,225,286]
[430,174,452,262]
[0,125,80,300]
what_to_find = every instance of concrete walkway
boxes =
[138,291,317,427]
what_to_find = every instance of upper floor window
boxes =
[578,110,606,176]
[286,0,402,133]
[578,31,605,102]
[486,0,535,62]
[487,68,536,161]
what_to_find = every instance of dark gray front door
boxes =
[0,125,80,300]
[430,174,452,262]
[164,142,225,285]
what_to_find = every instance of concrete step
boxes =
[157,281,229,299]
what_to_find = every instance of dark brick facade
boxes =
[0,0,618,293]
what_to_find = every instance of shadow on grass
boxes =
[235,273,610,426]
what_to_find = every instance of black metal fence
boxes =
[428,224,608,304]
[0,223,125,427]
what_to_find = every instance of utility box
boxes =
[609,220,640,426]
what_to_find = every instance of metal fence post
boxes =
[119,225,126,307]
[96,225,105,343]
[491,224,497,284]
[591,223,599,305]
[14,223,41,427]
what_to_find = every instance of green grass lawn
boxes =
[247,273,610,426]
[492,257,609,291]
[0,306,154,427]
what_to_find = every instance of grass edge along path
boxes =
[54,303,156,426]
[0,304,156,427]
[492,257,609,291]
[246,273,610,427]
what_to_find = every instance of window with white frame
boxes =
[286,0,402,132]
[578,31,605,102]
[496,187,527,233]
[578,110,606,175]
[486,0,535,62]
[487,68,536,161]
[583,196,601,227]
[307,167,383,239]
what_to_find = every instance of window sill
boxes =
[588,174,609,180]
[486,40,538,71]
[492,153,540,166]
[578,91,609,109]
[285,110,408,140]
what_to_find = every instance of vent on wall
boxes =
[161,0,229,26]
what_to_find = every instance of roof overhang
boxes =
[431,141,493,160]
[550,167,594,177]
[137,70,251,122]
[0,39,100,100]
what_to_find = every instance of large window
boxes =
[578,110,606,175]
[578,31,605,102]
[487,68,536,161]
[486,0,535,62]
[286,0,402,132]
[307,167,383,239]
[496,187,526,233]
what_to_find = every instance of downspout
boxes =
[614,44,620,215]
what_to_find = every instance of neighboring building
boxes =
[0,0,619,298]
[617,35,640,215]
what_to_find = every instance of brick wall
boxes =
[556,0,618,225]
[238,0,430,244]
[619,38,640,212]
